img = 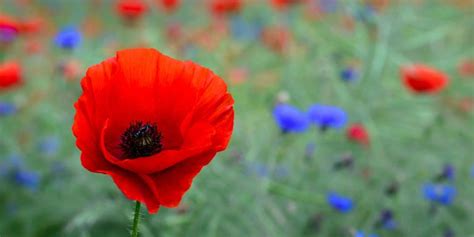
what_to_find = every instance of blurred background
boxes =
[0,0,473,236]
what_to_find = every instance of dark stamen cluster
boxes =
[120,121,163,158]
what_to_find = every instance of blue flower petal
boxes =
[273,104,310,133]
[54,26,82,49]
[308,104,347,130]
[327,192,353,213]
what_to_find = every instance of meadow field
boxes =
[0,0,473,236]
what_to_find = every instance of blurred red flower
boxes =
[19,18,44,35]
[366,0,391,12]
[165,22,182,42]
[458,59,474,77]
[457,97,474,113]
[157,0,181,12]
[346,123,370,146]
[400,64,448,94]
[24,39,43,54]
[0,14,20,32]
[228,67,248,85]
[210,0,242,16]
[0,61,22,89]
[270,0,304,10]
[60,59,82,81]
[261,26,290,54]
[72,48,234,214]
[116,0,148,21]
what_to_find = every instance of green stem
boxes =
[131,201,141,237]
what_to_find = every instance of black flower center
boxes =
[120,121,163,158]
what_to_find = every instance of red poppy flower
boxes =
[346,123,369,146]
[0,14,20,32]
[60,59,82,81]
[116,0,148,21]
[458,59,474,77]
[0,61,22,89]
[400,64,448,94]
[157,0,181,12]
[24,39,43,54]
[19,18,44,35]
[72,48,234,214]
[261,26,290,54]
[270,0,304,11]
[210,0,242,16]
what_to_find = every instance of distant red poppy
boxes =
[228,67,248,85]
[456,97,474,113]
[0,61,22,89]
[59,59,82,81]
[116,0,148,21]
[261,26,290,53]
[270,0,304,10]
[72,48,234,214]
[19,18,43,35]
[458,59,474,77]
[157,0,181,12]
[0,14,20,32]
[24,39,43,54]
[0,14,20,44]
[346,123,369,146]
[210,0,242,16]
[366,0,391,12]
[401,64,448,94]
[165,22,182,42]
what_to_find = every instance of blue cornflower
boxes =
[54,26,82,49]
[436,164,455,181]
[13,169,40,191]
[340,67,358,82]
[327,192,353,213]
[230,16,262,41]
[0,154,40,191]
[375,209,397,230]
[355,231,378,237]
[0,102,17,116]
[273,104,310,133]
[38,136,60,156]
[308,104,347,130]
[423,183,456,205]
[470,165,474,178]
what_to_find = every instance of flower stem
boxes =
[131,201,141,237]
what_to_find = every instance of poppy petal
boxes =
[143,151,216,207]
[106,168,160,214]
[101,119,216,174]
